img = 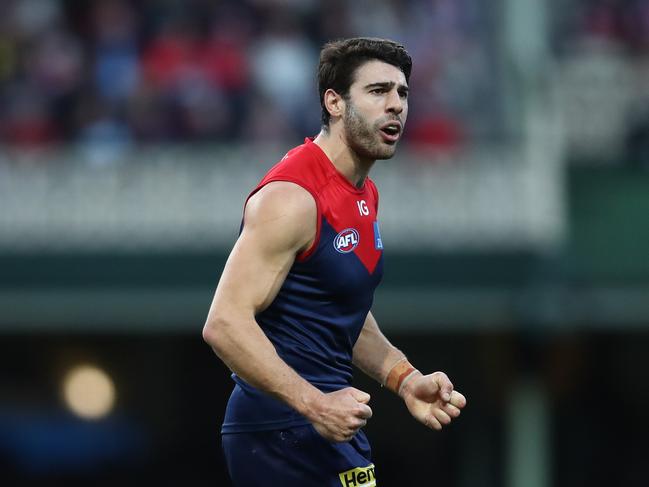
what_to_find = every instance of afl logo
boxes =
[334,228,360,253]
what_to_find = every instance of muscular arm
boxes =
[203,182,320,414]
[203,182,372,442]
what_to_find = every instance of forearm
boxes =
[352,311,409,385]
[354,318,466,432]
[203,314,322,418]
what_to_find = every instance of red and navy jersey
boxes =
[222,138,384,433]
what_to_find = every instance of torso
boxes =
[222,138,384,433]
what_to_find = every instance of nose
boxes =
[386,89,404,115]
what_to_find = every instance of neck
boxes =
[313,129,374,189]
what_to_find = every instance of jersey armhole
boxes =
[243,177,322,262]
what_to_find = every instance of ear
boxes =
[323,89,345,121]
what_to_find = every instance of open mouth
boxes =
[379,122,402,142]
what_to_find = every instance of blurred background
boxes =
[1,0,648,485]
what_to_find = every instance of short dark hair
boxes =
[318,37,412,128]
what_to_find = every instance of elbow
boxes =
[202,314,229,351]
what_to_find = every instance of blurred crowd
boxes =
[555,0,649,53]
[0,0,495,153]
[552,0,649,168]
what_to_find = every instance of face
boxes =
[342,60,409,161]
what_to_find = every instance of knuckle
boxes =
[435,371,449,382]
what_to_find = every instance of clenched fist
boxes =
[308,387,373,442]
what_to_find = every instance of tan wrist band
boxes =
[384,357,419,394]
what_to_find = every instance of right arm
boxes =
[202,181,372,442]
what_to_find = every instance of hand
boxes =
[400,371,466,431]
[308,387,373,443]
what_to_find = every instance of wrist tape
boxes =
[384,357,419,395]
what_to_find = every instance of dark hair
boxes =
[318,37,412,128]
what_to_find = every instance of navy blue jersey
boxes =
[222,139,384,433]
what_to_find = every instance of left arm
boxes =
[352,311,467,430]
[352,311,405,384]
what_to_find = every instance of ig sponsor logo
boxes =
[334,228,360,253]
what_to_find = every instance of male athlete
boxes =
[203,37,466,486]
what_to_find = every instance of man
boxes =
[203,37,466,486]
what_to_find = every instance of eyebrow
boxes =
[364,81,409,93]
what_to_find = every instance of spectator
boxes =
[91,0,140,103]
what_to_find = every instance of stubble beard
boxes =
[343,101,398,161]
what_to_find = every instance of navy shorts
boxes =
[222,424,376,486]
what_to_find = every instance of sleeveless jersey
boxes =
[221,138,384,433]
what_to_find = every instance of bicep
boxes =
[209,182,317,321]
[213,227,295,319]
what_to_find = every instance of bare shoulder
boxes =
[243,181,317,252]
[245,181,316,221]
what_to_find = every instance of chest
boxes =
[295,187,384,300]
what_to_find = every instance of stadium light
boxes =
[62,364,116,420]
